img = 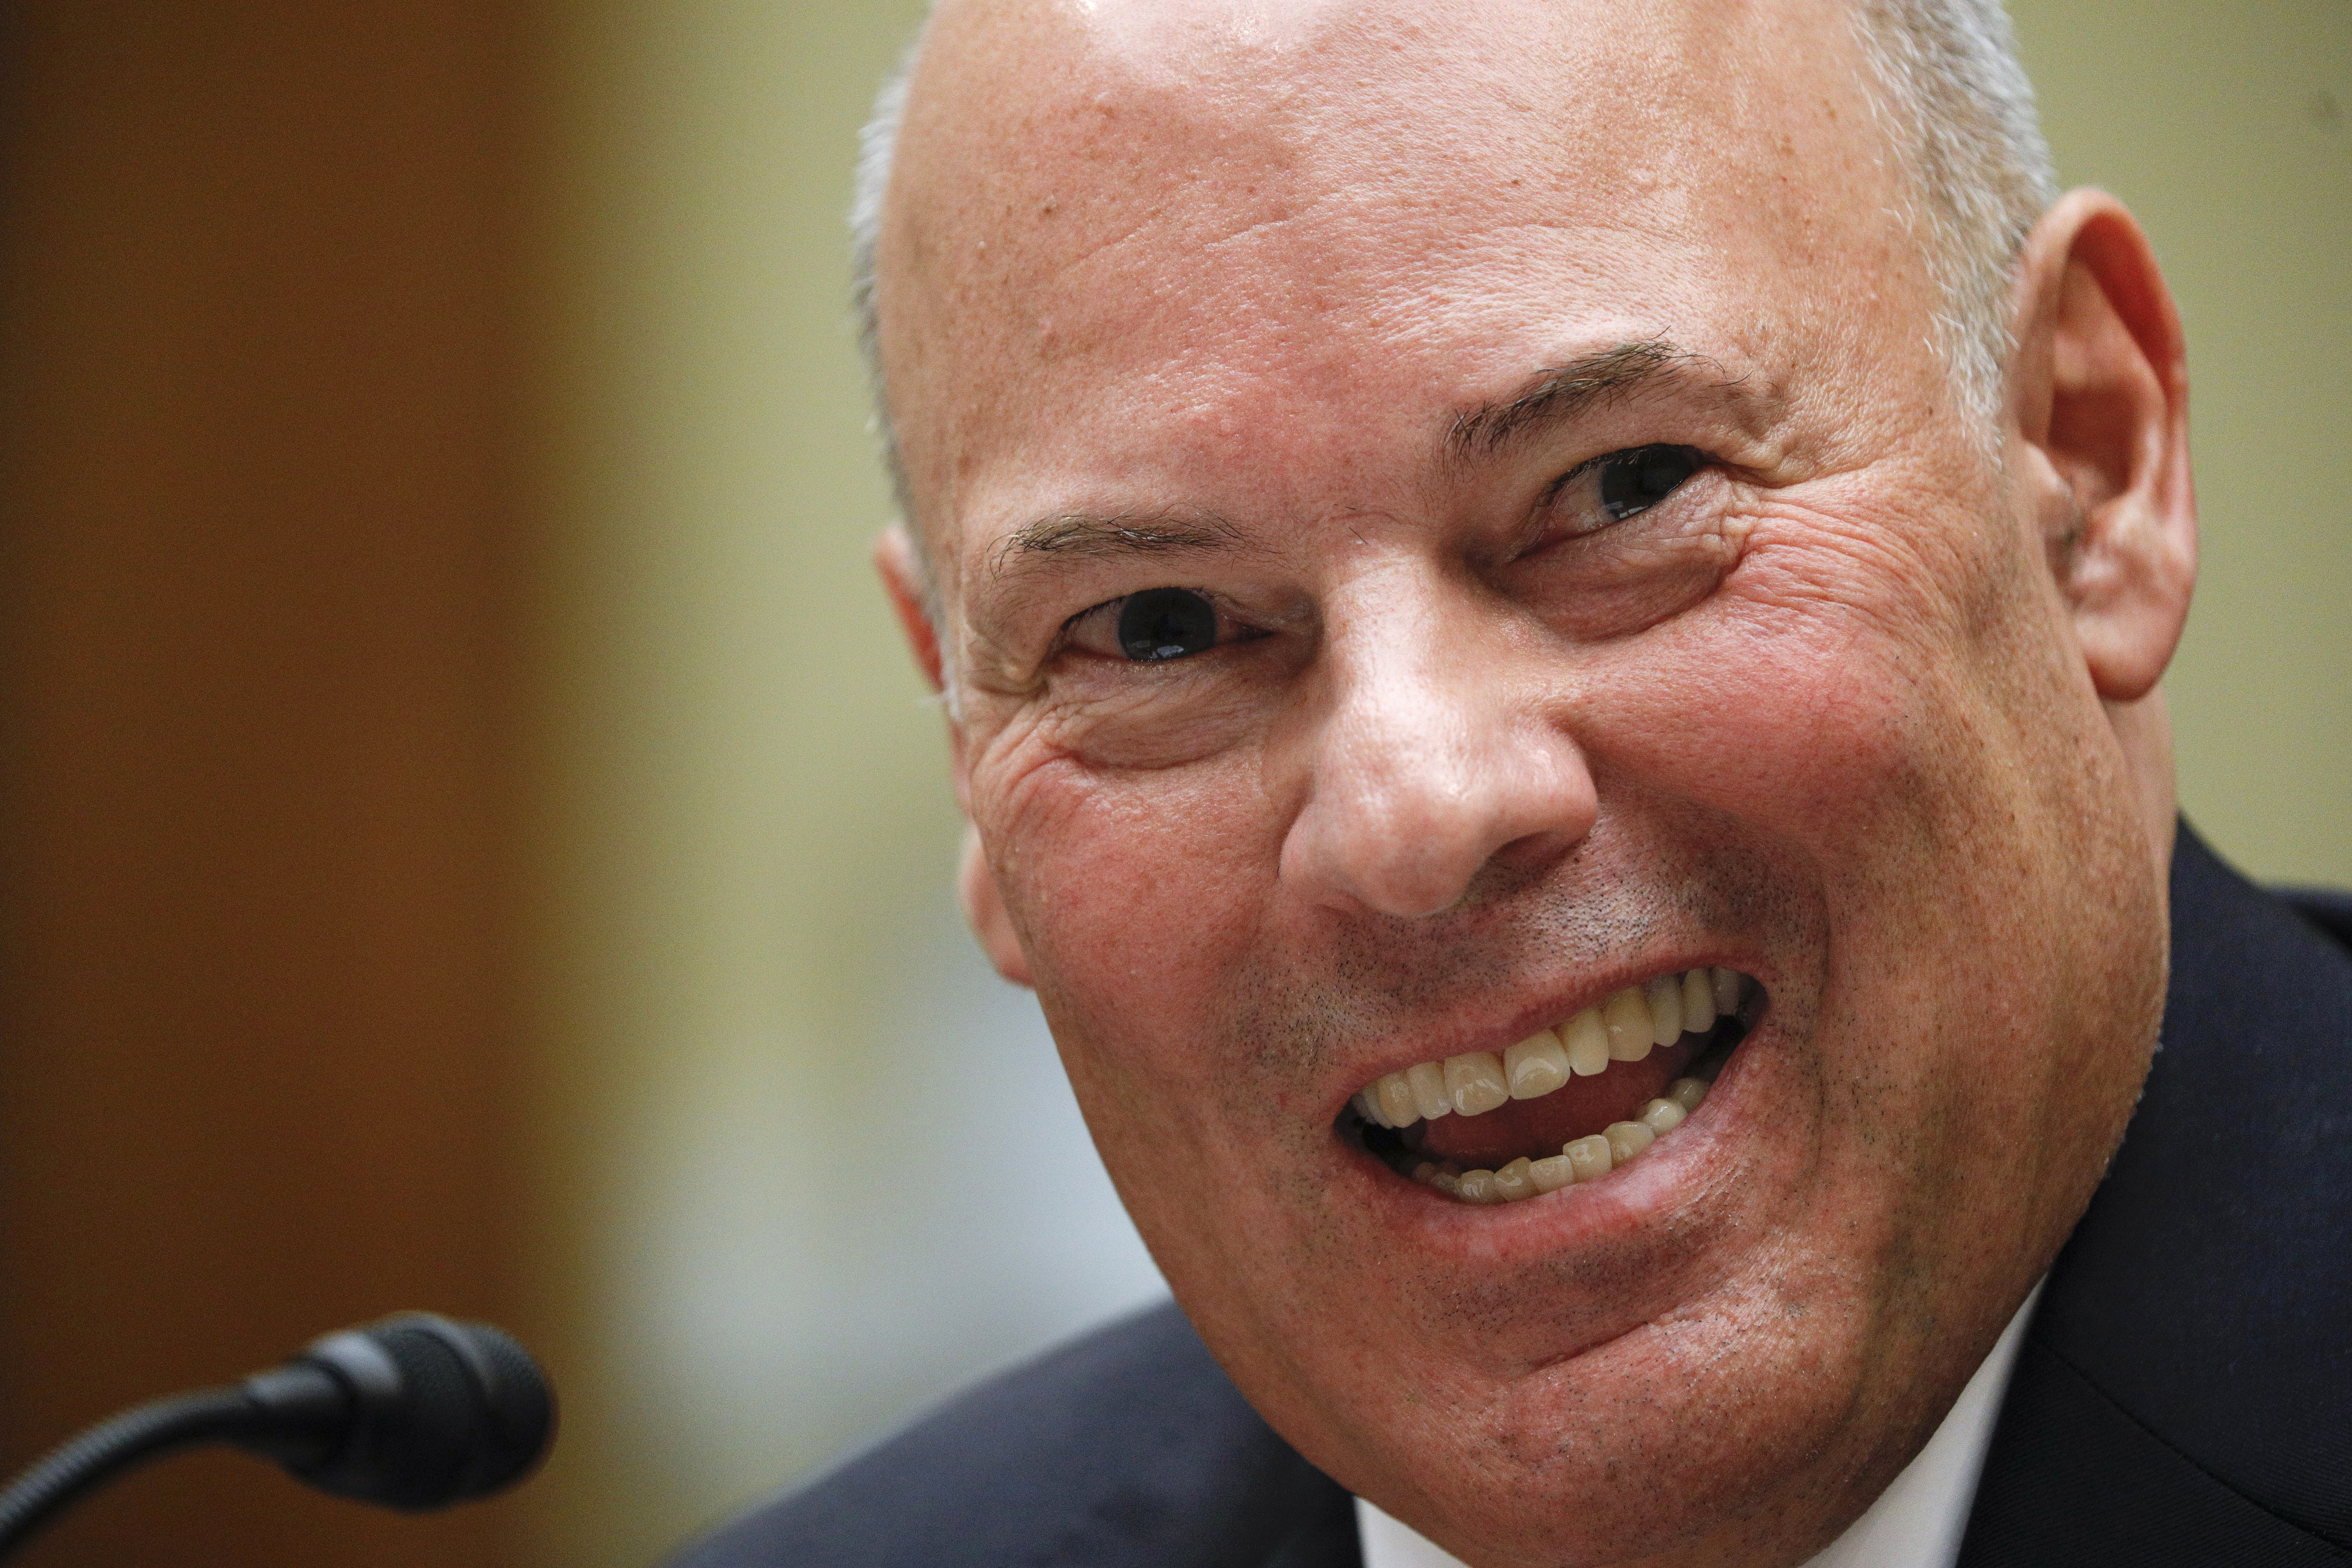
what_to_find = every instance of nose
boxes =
[1276,575,1599,919]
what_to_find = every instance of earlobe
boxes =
[959,824,1034,987]
[876,523,947,694]
[2009,191,2198,702]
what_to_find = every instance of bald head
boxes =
[855,0,2054,584]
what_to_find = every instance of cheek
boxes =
[971,734,1279,1095]
[1590,598,1945,855]
[1580,509,2098,1117]
[1586,481,2039,865]
[1614,509,2151,1265]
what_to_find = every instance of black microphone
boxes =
[0,1313,555,1560]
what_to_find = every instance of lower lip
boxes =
[1340,1025,1761,1265]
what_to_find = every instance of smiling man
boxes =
[676,0,2352,1564]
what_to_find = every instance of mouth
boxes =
[1343,967,1763,1205]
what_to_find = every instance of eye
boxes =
[1116,587,1218,662]
[1062,584,1259,666]
[1595,444,1703,520]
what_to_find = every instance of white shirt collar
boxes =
[1356,1282,2043,1568]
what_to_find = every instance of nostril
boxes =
[1490,829,1575,878]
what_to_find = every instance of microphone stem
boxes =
[0,1387,255,1562]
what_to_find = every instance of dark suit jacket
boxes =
[674,825,2351,1567]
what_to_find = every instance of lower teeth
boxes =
[1414,1073,1704,1202]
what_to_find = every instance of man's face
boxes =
[876,0,2171,1562]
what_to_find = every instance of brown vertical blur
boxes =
[0,2,531,1566]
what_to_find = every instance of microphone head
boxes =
[282,1314,555,1511]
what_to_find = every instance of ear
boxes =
[876,526,1031,983]
[958,823,1034,986]
[2007,189,2197,701]
[875,523,946,693]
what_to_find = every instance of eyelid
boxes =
[1538,449,1611,508]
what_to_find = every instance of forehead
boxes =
[880,0,1925,555]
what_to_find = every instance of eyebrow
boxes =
[993,509,1247,574]
[1447,338,1724,458]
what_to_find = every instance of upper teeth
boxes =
[1351,967,1746,1130]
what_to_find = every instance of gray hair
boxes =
[1847,0,2060,431]
[849,63,913,537]
[848,0,2058,542]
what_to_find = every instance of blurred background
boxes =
[0,1,2342,1564]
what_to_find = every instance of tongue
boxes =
[1410,1042,1695,1168]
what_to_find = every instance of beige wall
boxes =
[523,4,2351,1565]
